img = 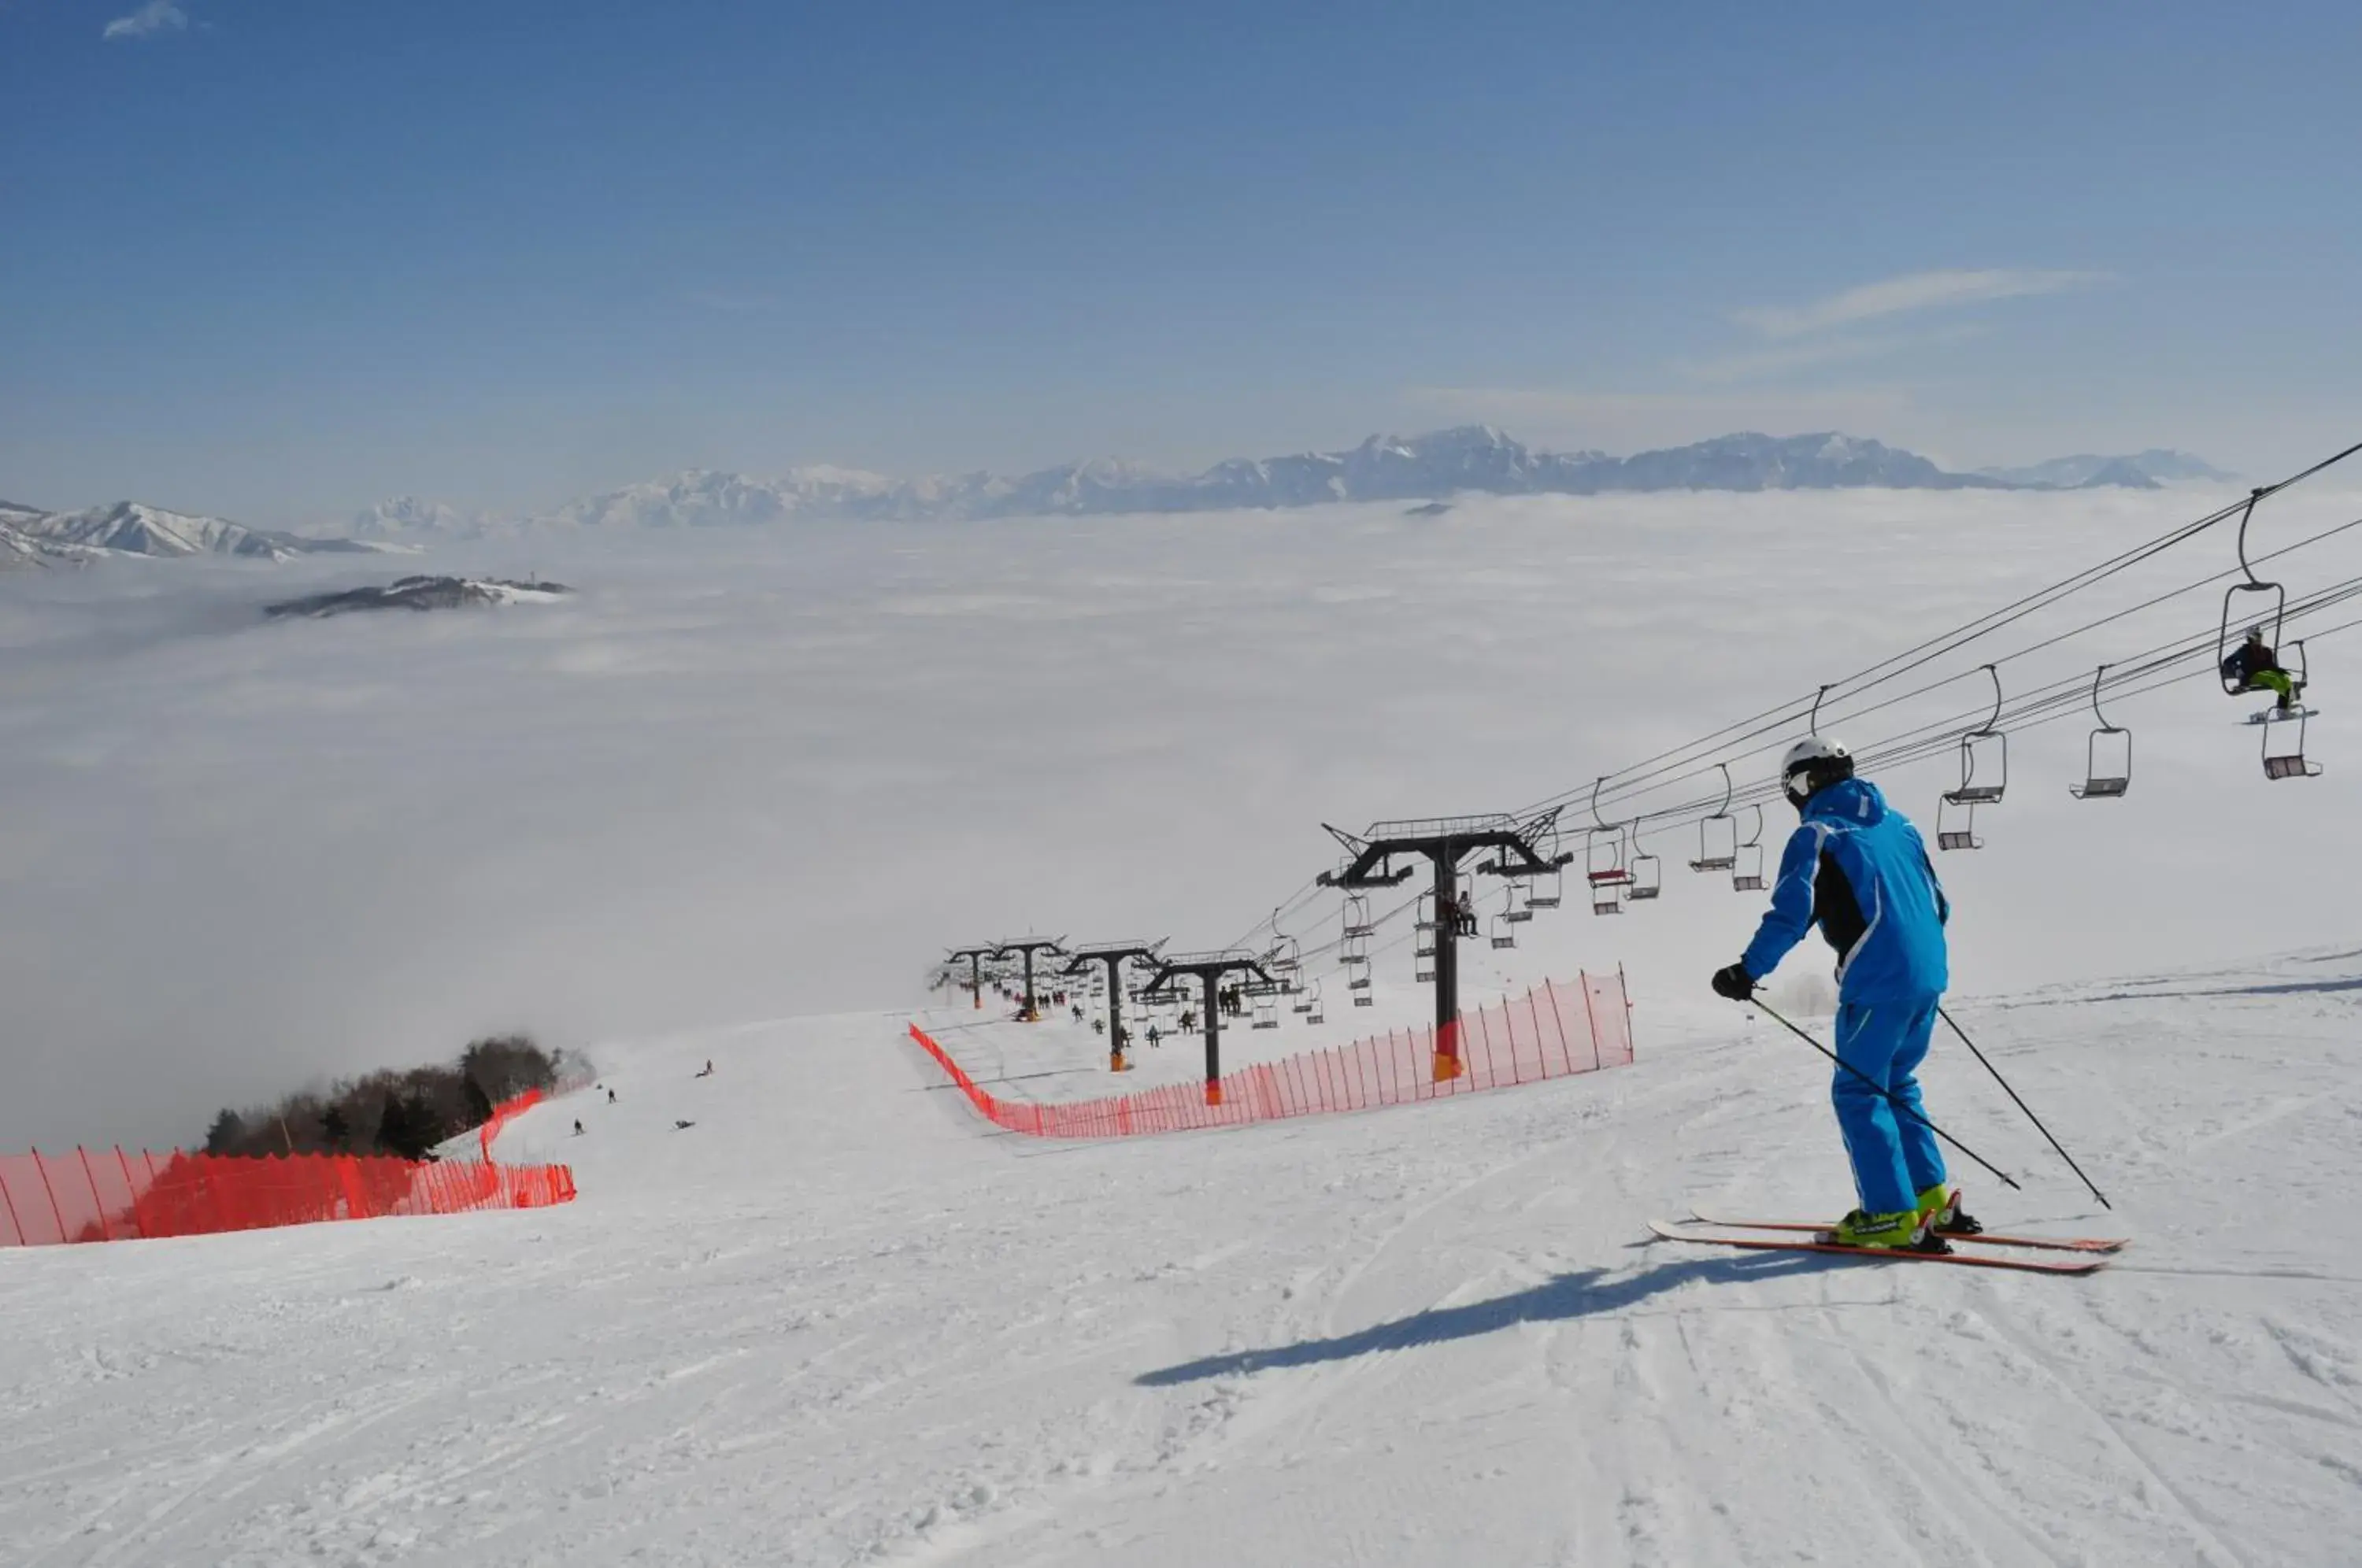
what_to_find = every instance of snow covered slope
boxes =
[7,949,2362,1565]
[4,500,383,562]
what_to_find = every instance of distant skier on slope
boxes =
[2223,626,2303,713]
[1709,735,1980,1249]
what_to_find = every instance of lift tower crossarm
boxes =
[1140,949,1275,1105]
[946,945,1000,1011]
[991,937,1068,1023]
[1064,940,1167,1072]
[1313,806,1572,1082]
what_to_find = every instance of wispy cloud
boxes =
[102,0,187,40]
[1734,268,2105,339]
[1679,324,1988,386]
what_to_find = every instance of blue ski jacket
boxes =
[1740,778,1949,1003]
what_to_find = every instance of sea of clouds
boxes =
[5,483,2358,1148]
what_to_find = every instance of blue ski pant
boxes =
[1831,994,1947,1215]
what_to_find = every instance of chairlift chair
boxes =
[2219,489,2291,699]
[1585,777,1631,887]
[1414,891,1437,932]
[1503,879,1533,925]
[2263,659,2324,780]
[1935,793,1982,852]
[1525,863,1564,909]
[1251,993,1279,1030]
[2069,664,2131,800]
[1415,959,1436,982]
[1588,828,1631,882]
[1591,878,1626,915]
[1342,893,1374,939]
[1731,804,1767,891]
[1943,664,2008,807]
[1690,764,1739,871]
[1626,829,1663,901]
[1306,980,1325,1024]
[1490,910,1517,950]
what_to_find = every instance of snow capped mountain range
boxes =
[1,431,2230,568]
[1975,449,2232,488]
[426,428,2225,534]
[0,499,380,571]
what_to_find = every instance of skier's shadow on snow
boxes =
[1135,1253,1834,1386]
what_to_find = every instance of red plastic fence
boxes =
[909,971,1634,1138]
[479,1087,545,1158]
[0,1147,576,1248]
[476,1074,598,1159]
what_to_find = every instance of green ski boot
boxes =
[1823,1207,1935,1250]
[1916,1183,1984,1237]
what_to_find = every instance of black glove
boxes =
[1710,962,1756,1001]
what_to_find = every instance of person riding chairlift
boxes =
[2223,626,2302,713]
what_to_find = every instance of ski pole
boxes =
[1938,1007,2110,1211]
[1749,999,2022,1193]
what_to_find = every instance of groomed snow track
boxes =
[6,952,2362,1563]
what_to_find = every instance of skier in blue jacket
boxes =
[1709,736,1980,1248]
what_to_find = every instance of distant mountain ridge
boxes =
[1975,450,2231,488]
[1,432,2231,569]
[442,428,2210,535]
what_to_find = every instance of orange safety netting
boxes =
[0,1147,576,1248]
[909,971,1633,1137]
[479,1087,545,1157]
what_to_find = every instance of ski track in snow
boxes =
[6,968,2362,1564]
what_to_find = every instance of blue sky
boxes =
[4,1,2357,524]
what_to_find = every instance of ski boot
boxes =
[1821,1207,1940,1251]
[1916,1182,1983,1237]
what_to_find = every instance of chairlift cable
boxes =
[1509,442,2362,823]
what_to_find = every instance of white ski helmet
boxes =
[1780,734,1853,804]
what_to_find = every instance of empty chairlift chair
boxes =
[1490,889,1518,949]
[1502,879,1533,926]
[1585,779,1631,915]
[1290,946,1316,1015]
[1939,664,2007,850]
[1590,846,1628,915]
[1731,804,1767,892]
[1346,910,1373,995]
[1690,764,1739,873]
[1935,795,1983,851]
[2069,664,2131,800]
[1626,828,1662,902]
[2262,645,2323,779]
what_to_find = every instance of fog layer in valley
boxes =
[4,484,2356,1149]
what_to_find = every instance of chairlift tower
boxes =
[1141,949,1277,1104]
[992,937,1067,1022]
[1316,808,1572,1082]
[1064,940,1166,1072]
[946,945,999,1010]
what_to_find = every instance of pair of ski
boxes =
[1653,1211,2124,1275]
